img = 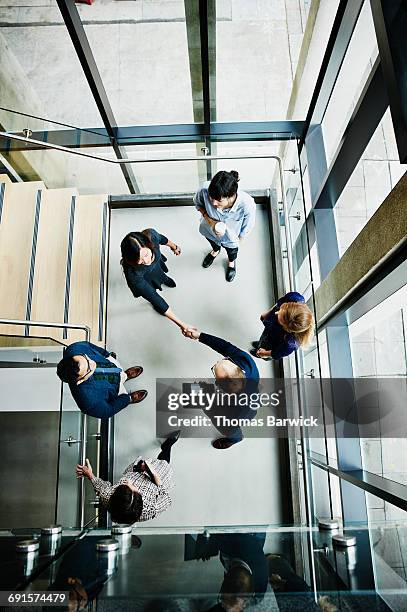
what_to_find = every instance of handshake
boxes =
[181,325,200,340]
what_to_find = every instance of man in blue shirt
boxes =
[56,341,147,419]
[194,171,256,282]
[184,328,259,449]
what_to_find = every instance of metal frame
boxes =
[370,0,407,163]
[299,0,364,151]
[0,318,90,529]
[55,0,139,194]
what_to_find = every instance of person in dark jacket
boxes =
[56,341,147,419]
[121,228,192,333]
[251,292,314,360]
[183,328,259,449]
[195,532,268,611]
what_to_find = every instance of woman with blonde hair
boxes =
[251,292,314,360]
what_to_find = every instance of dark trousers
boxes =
[257,328,272,350]
[206,237,238,262]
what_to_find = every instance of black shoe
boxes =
[161,429,181,450]
[202,252,217,268]
[163,276,176,288]
[251,341,259,349]
[226,264,236,282]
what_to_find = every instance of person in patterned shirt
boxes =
[76,432,180,524]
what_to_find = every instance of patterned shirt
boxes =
[90,457,173,522]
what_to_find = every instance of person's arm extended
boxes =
[164,308,191,333]
[198,331,247,363]
[165,239,181,255]
[76,459,113,506]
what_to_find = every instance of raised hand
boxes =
[76,458,93,480]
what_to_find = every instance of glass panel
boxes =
[213,140,282,190]
[366,493,407,609]
[334,109,407,257]
[349,285,407,489]
[57,390,100,529]
[0,335,64,365]
[0,1,103,126]
[81,2,195,125]
[322,0,379,165]
[0,365,62,528]
[123,143,204,193]
[216,0,311,121]
[10,146,129,194]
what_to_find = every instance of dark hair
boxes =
[56,357,80,383]
[120,230,155,267]
[208,170,239,200]
[220,566,253,608]
[107,484,143,525]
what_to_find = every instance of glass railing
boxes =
[1,522,407,610]
[0,321,99,532]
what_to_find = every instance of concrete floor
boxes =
[107,205,284,528]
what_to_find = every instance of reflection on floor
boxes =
[107,205,284,527]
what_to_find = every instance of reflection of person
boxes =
[183,328,259,449]
[56,341,147,418]
[197,532,268,611]
[267,554,320,611]
[45,537,114,612]
[251,292,314,360]
[121,228,192,332]
[194,170,256,282]
[76,432,180,524]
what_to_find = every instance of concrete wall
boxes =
[313,171,407,323]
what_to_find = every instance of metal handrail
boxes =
[0,318,90,528]
[0,318,90,341]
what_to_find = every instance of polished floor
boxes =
[107,204,284,527]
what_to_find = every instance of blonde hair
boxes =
[278,302,315,347]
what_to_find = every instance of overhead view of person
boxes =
[56,341,147,419]
[183,327,259,449]
[194,170,256,282]
[121,228,192,332]
[251,292,315,360]
[76,431,180,524]
[195,531,269,611]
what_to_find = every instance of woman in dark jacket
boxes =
[251,291,314,360]
[121,228,191,332]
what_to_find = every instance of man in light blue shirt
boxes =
[194,171,256,282]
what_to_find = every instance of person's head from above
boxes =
[107,481,143,525]
[57,354,94,385]
[211,359,246,393]
[121,231,155,267]
[208,170,239,209]
[219,566,254,611]
[276,302,315,347]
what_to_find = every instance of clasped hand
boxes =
[181,325,200,340]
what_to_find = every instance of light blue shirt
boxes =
[194,182,256,248]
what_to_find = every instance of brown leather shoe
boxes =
[129,390,148,404]
[125,366,143,380]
